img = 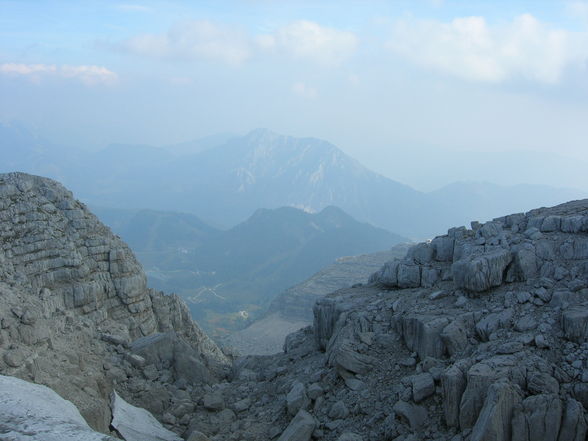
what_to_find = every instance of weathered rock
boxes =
[287,381,309,416]
[441,319,469,356]
[111,391,183,441]
[333,343,375,375]
[470,381,522,441]
[442,361,469,428]
[411,373,435,403]
[203,391,225,411]
[558,398,587,441]
[0,375,117,441]
[452,249,512,292]
[328,400,349,419]
[562,307,588,343]
[397,314,450,359]
[475,309,513,341]
[511,394,562,441]
[393,400,428,432]
[277,409,316,441]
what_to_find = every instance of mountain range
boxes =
[1,123,584,239]
[93,204,405,336]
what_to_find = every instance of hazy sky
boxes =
[2,0,588,191]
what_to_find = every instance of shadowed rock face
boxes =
[0,172,229,434]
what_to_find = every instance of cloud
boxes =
[567,1,588,22]
[292,81,317,99]
[118,19,358,67]
[259,20,358,66]
[0,63,118,85]
[121,21,251,65]
[388,14,587,84]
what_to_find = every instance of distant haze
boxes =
[1,1,588,192]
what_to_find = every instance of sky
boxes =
[1,0,588,191]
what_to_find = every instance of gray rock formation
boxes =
[0,173,229,436]
[0,374,117,441]
[111,391,183,441]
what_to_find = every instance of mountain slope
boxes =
[2,124,585,238]
[96,205,407,336]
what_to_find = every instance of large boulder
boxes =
[452,249,512,292]
[277,409,316,441]
[111,391,183,441]
[470,381,522,441]
[0,374,117,441]
[511,394,562,441]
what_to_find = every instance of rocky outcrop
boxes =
[0,173,230,436]
[0,374,118,441]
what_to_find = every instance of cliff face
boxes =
[0,172,229,433]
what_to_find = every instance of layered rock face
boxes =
[0,173,229,435]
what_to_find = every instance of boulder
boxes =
[460,356,521,429]
[0,375,117,441]
[203,391,224,411]
[470,381,522,441]
[111,391,183,441]
[277,409,316,441]
[328,400,349,419]
[562,307,588,343]
[475,309,513,341]
[397,314,450,359]
[411,373,435,403]
[393,400,428,432]
[287,381,310,416]
[334,343,375,375]
[452,249,512,292]
[441,361,469,428]
[558,398,587,441]
[511,394,562,441]
[441,319,469,356]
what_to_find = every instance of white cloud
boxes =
[567,1,588,22]
[259,20,358,66]
[0,63,118,85]
[122,21,251,65]
[120,19,358,67]
[388,14,587,84]
[292,81,318,99]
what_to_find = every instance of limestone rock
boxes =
[470,381,522,441]
[511,394,562,441]
[287,381,309,416]
[452,249,512,292]
[0,375,117,441]
[562,307,588,343]
[277,409,316,441]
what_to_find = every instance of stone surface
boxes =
[277,409,316,441]
[0,374,117,441]
[111,391,183,441]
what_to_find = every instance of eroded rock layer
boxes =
[0,172,229,435]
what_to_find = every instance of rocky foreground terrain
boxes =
[2,172,588,441]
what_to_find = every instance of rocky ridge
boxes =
[0,173,230,437]
[186,198,588,441]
